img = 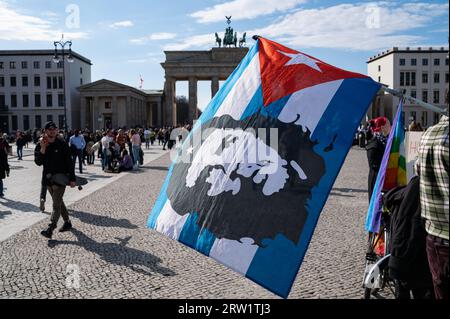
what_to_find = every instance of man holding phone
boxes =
[35,121,76,239]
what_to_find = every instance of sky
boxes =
[0,0,448,110]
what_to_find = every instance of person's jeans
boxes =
[17,146,23,160]
[0,179,4,195]
[426,234,449,299]
[132,145,140,168]
[40,182,47,201]
[48,185,69,227]
[72,149,83,174]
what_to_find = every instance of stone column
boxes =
[164,77,176,126]
[157,100,163,127]
[80,97,87,130]
[93,96,100,131]
[189,77,198,123]
[211,76,220,98]
[112,96,118,129]
[126,96,131,128]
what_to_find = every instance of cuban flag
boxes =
[147,37,381,298]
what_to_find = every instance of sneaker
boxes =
[59,221,72,232]
[40,225,55,239]
[39,199,45,212]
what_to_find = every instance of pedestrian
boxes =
[365,117,391,201]
[0,135,10,197]
[416,114,449,299]
[118,149,133,172]
[129,129,141,169]
[144,128,151,149]
[35,121,76,239]
[69,130,86,174]
[16,131,26,160]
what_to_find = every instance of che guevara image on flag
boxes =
[147,37,381,298]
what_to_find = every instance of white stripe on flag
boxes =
[209,237,259,275]
[278,80,343,134]
[214,53,261,120]
[155,200,189,240]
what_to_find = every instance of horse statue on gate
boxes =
[215,32,222,47]
[239,32,246,47]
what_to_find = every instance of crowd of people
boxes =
[363,114,448,300]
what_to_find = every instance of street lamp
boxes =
[53,34,74,133]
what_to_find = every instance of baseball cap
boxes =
[44,121,57,130]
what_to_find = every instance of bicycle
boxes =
[362,207,396,299]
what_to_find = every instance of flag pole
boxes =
[380,85,446,115]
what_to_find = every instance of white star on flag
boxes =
[277,50,323,72]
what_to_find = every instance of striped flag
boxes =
[147,37,381,297]
[365,101,407,234]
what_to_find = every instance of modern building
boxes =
[0,50,92,133]
[367,46,449,127]
[78,79,163,131]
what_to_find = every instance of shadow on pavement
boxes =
[48,228,176,277]
[0,210,12,219]
[134,166,169,172]
[0,198,40,213]
[69,209,138,229]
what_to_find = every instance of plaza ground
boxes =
[0,146,388,299]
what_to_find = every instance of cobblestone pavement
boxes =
[0,146,391,299]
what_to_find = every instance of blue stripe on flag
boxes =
[178,213,217,256]
[246,77,380,298]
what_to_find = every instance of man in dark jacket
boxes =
[384,176,433,299]
[35,121,76,239]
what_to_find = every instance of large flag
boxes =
[365,101,407,234]
[147,37,381,298]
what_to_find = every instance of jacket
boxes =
[35,137,76,186]
[384,176,433,287]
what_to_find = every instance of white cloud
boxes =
[0,1,88,41]
[109,20,134,29]
[163,34,217,50]
[130,32,177,45]
[190,0,307,23]
[247,2,449,51]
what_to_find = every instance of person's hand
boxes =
[6,171,9,177]
[40,136,49,154]
[69,181,76,188]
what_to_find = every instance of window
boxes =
[422,90,428,103]
[378,65,381,72]
[411,58,417,66]
[0,62,3,69]
[422,72,428,84]
[411,90,416,98]
[421,111,427,128]
[434,58,440,66]
[399,58,406,66]
[58,76,63,89]
[52,76,57,89]
[47,76,52,89]
[105,101,112,109]
[433,91,440,104]
[400,72,405,86]
[434,112,441,124]
[58,115,64,129]
[21,61,27,69]
[410,111,417,121]
[46,94,53,107]
[47,115,53,122]
[10,76,16,87]
[22,76,28,87]
[434,73,440,84]
[45,61,52,69]
[23,115,30,130]
[12,116,18,131]
[33,61,40,69]
[23,94,29,108]
[0,76,4,87]
[80,78,83,85]
[35,94,41,107]
[57,61,63,69]
[422,58,428,66]
[34,76,40,87]
[0,95,4,107]
[446,58,449,66]
[446,73,449,83]
[58,94,64,107]
[80,67,83,74]
[406,72,411,86]
[35,115,42,129]
[10,62,16,69]
[411,72,416,86]
[11,94,17,108]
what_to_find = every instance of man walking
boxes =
[69,130,86,174]
[35,121,76,239]
[416,114,449,299]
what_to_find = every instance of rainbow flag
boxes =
[365,101,406,233]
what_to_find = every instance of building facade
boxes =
[367,46,449,128]
[78,79,163,131]
[0,50,92,133]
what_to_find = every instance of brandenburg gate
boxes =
[161,47,248,126]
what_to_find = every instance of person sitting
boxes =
[118,149,133,173]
